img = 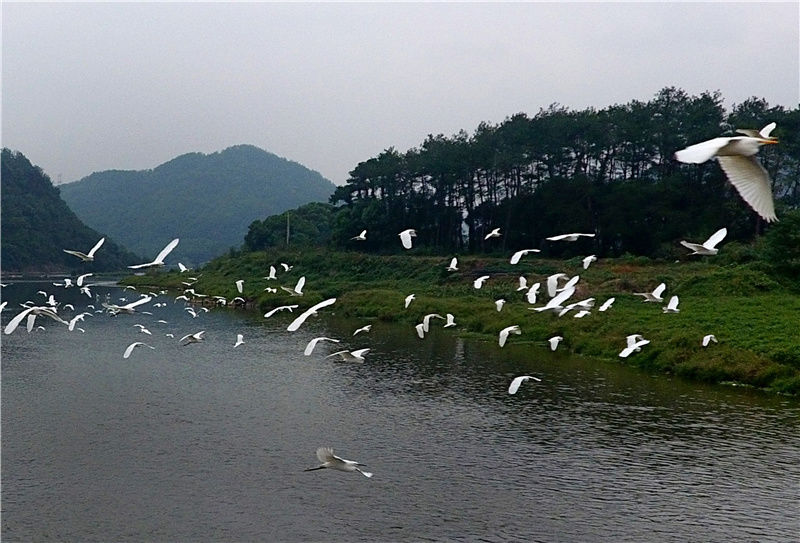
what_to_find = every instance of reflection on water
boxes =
[2,282,799,542]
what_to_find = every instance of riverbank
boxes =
[123,249,800,395]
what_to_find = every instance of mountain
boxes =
[1,149,140,273]
[60,145,336,265]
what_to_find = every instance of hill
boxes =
[1,149,140,273]
[60,145,336,265]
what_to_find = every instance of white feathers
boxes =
[286,298,337,332]
[304,336,340,356]
[63,237,105,262]
[702,334,718,347]
[234,334,244,348]
[508,375,541,395]
[398,229,417,249]
[351,229,367,241]
[546,233,595,242]
[473,276,490,289]
[509,249,540,265]
[662,295,680,313]
[123,341,154,359]
[281,276,306,296]
[128,238,179,269]
[305,447,372,478]
[484,228,501,240]
[446,257,458,271]
[404,294,415,309]
[634,283,666,303]
[680,227,727,255]
[548,336,563,351]
[498,325,521,347]
[582,255,597,269]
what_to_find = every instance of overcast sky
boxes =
[3,2,798,185]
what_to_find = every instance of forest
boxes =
[245,87,799,260]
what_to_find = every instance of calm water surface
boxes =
[2,282,798,542]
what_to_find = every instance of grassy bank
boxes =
[124,249,800,395]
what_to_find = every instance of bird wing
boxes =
[153,238,180,264]
[759,122,777,138]
[704,227,727,249]
[287,298,336,332]
[509,250,524,265]
[63,249,88,259]
[351,348,370,359]
[548,286,576,308]
[717,156,777,222]
[4,307,37,334]
[123,342,142,359]
[316,447,335,463]
[294,276,306,294]
[87,237,105,257]
[76,273,93,286]
[680,241,704,253]
[449,257,457,268]
[674,137,731,164]
[652,283,666,298]
[123,295,153,310]
[667,296,679,310]
[399,230,413,249]
[508,376,528,394]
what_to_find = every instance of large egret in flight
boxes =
[63,237,105,262]
[128,238,179,269]
[398,229,416,249]
[304,447,372,478]
[674,122,779,222]
[508,375,541,395]
[286,298,337,332]
[680,227,727,256]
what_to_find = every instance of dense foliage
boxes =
[60,144,336,266]
[244,202,334,251]
[326,88,799,257]
[1,149,139,272]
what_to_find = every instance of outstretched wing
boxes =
[4,307,36,335]
[287,298,336,332]
[316,447,335,463]
[674,137,730,164]
[717,156,777,222]
[704,228,727,249]
[87,237,105,257]
[294,276,306,294]
[153,238,180,264]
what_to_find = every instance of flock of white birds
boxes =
[1,123,781,477]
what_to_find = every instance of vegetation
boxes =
[60,144,336,266]
[1,149,140,272]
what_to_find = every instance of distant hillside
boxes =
[1,149,140,273]
[60,145,336,265]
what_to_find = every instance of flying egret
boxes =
[179,331,205,345]
[546,233,595,242]
[325,348,370,362]
[702,334,718,347]
[446,257,458,271]
[662,295,680,313]
[264,266,277,280]
[508,375,541,395]
[473,276,490,289]
[415,323,425,339]
[548,336,563,351]
[674,122,779,222]
[582,255,597,269]
[234,334,244,348]
[530,286,576,314]
[517,277,528,291]
[264,287,277,293]
[76,273,93,287]
[264,305,299,318]
[495,299,506,312]
[286,298,337,332]
[443,313,457,328]
[619,335,650,358]
[546,273,568,298]
[509,249,540,265]
[177,262,189,273]
[634,283,666,302]
[102,295,153,315]
[185,307,198,318]
[63,237,105,262]
[134,324,152,335]
[526,283,541,304]
[281,263,293,272]
[235,280,244,294]
[353,324,372,336]
[128,238,179,269]
[598,297,616,312]
[484,228,501,240]
[498,325,521,347]
[422,313,444,332]
[304,447,372,478]
[303,336,340,356]
[398,229,417,249]
[281,276,306,296]
[123,342,154,359]
[404,294,415,309]
[680,228,728,256]
[4,306,68,335]
[351,229,367,241]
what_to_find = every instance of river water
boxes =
[2,282,798,542]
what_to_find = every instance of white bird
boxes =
[102,295,153,315]
[185,307,198,318]
[234,334,244,348]
[598,297,616,312]
[559,275,580,292]
[702,334,718,347]
[63,237,105,262]
[443,313,457,328]
[177,262,189,273]
[76,273,93,287]
[573,310,591,318]
[558,297,595,317]
[134,323,152,335]
[264,266,277,280]
[128,238,179,269]
[530,286,576,314]
[674,122,779,222]
[473,276,490,289]
[4,306,68,335]
[495,299,506,312]
[325,348,370,362]
[446,257,458,271]
[498,325,521,347]
[680,227,728,256]
[179,330,205,345]
[509,249,540,265]
[546,273,568,298]
[280,263,293,272]
[508,375,541,395]
[582,255,597,269]
[404,294,415,309]
[662,295,680,313]
[526,283,541,304]
[634,283,666,302]
[80,286,92,298]
[422,313,444,332]
[264,305,299,318]
[398,229,417,249]
[264,287,277,293]
[546,233,595,242]
[517,276,528,291]
[415,323,426,339]
[351,229,367,241]
[484,228,501,240]
[285,298,337,332]
[353,324,372,336]
[235,280,244,294]
[281,276,306,296]
[548,336,563,351]
[304,447,372,478]
[619,335,650,358]
[123,341,154,359]
[303,336,340,356]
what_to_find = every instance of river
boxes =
[2,282,798,542]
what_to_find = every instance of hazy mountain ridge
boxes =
[60,145,336,265]
[0,149,140,272]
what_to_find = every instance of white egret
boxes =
[281,276,306,297]
[351,229,367,241]
[123,341,154,359]
[634,283,666,302]
[484,228,501,240]
[422,313,444,332]
[619,335,650,358]
[325,348,370,362]
[264,266,277,280]
[264,287,277,293]
[4,306,68,335]
[582,255,597,269]
[674,122,778,222]
[443,313,457,328]
[286,298,337,332]
[546,233,595,242]
[662,295,680,313]
[546,273,568,298]
[179,331,205,345]
[495,299,506,312]
[680,227,727,256]
[415,323,426,339]
[446,257,458,271]
[102,295,153,315]
[509,249,540,265]
[530,286,576,314]
[128,238,179,269]
[281,263,293,272]
[185,307,198,318]
[63,237,105,262]
[134,324,152,335]
[404,294,415,309]
[398,229,417,249]
[508,375,541,395]
[304,447,372,478]
[303,336,340,356]
[234,334,244,348]
[574,310,591,318]
[177,262,189,273]
[264,305,299,318]
[353,324,372,336]
[517,276,528,291]
[76,273,93,287]
[235,280,244,294]
[498,325,521,347]
[598,297,616,312]
[702,334,718,347]
[548,336,563,351]
[526,283,541,304]
[473,276,490,289]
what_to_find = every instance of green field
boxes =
[124,249,800,395]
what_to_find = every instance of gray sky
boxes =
[3,2,798,185]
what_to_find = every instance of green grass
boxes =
[124,249,800,395]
